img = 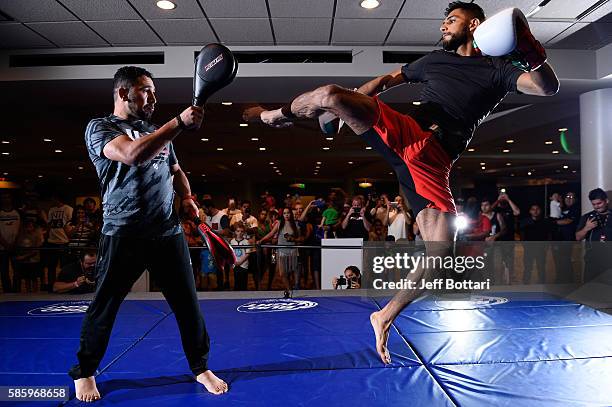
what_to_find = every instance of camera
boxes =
[588,212,603,228]
[336,275,347,288]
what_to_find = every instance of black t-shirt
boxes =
[577,210,612,242]
[495,206,516,241]
[401,50,524,156]
[57,262,96,294]
[520,217,551,241]
[85,115,181,238]
[343,217,369,240]
[557,205,580,241]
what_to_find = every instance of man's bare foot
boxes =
[370,311,392,364]
[74,376,101,402]
[196,370,228,395]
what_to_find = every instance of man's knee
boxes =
[319,84,345,109]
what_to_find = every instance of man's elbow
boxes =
[538,80,560,96]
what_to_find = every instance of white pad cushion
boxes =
[474,8,528,56]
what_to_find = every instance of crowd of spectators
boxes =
[0,185,610,294]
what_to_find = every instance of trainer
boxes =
[68,66,227,402]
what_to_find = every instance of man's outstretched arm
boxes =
[356,68,406,96]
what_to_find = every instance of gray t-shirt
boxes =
[85,115,181,237]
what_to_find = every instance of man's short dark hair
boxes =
[445,1,485,22]
[113,66,153,98]
[81,250,97,261]
[588,188,608,201]
[201,198,215,209]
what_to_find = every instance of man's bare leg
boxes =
[243,85,379,135]
[74,376,101,402]
[370,208,454,364]
[197,370,229,395]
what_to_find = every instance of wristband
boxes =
[175,115,187,130]
[280,104,296,119]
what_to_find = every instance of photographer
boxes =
[341,196,371,240]
[332,266,362,289]
[575,188,612,282]
[53,251,97,294]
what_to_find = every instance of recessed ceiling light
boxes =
[201,174,206,177]
[269,161,275,165]
[563,165,568,169]
[510,173,515,177]
[322,147,330,150]
[250,137,259,141]
[506,162,511,166]
[552,150,559,154]
[201,138,209,142]
[481,166,486,170]
[558,128,568,132]
[67,177,72,180]
[43,138,52,142]
[316,161,322,165]
[186,171,191,174]
[156,0,176,10]
[240,123,248,127]
[315,166,320,169]
[360,0,380,9]
[2,172,7,175]
[545,140,553,145]
[1,152,9,156]
[273,166,278,169]
[259,147,266,151]
[555,169,561,173]
[278,173,282,175]
[326,137,334,141]
[388,172,393,175]
[365,146,372,150]
[480,162,485,165]
[412,101,421,105]
[502,149,510,153]
[37,175,43,178]
[467,148,475,152]
[1,141,9,144]
[348,161,353,164]
[54,149,62,153]
[217,147,224,151]
[221,102,232,106]
[572,170,577,173]
[506,139,514,144]
[77,166,84,170]
[237,162,243,166]
[527,171,532,175]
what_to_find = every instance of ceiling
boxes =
[0,0,610,50]
[0,0,610,196]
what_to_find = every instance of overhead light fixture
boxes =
[156,0,176,10]
[572,170,577,173]
[527,171,532,175]
[43,138,52,142]
[201,138,209,142]
[388,172,393,175]
[502,149,510,153]
[467,148,475,152]
[365,146,372,150]
[289,183,306,189]
[506,162,511,166]
[239,123,248,127]
[221,102,233,106]
[269,162,275,165]
[326,137,334,141]
[201,174,206,177]
[552,150,559,154]
[359,180,373,188]
[322,147,330,150]
[54,149,63,153]
[506,139,514,144]
[348,161,354,164]
[37,175,43,178]
[237,162,243,166]
[77,166,84,170]
[250,137,259,141]
[1,152,9,156]
[316,161,322,164]
[1,141,9,144]
[412,101,421,105]
[217,147,224,151]
[360,0,380,9]
[480,162,486,165]
[558,128,568,132]
[563,165,568,169]
[545,140,553,145]
[481,166,486,170]
[259,147,266,151]
[510,173,515,177]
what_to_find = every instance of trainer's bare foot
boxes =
[74,376,100,402]
[196,370,228,395]
[370,311,392,364]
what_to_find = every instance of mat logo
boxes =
[470,296,509,306]
[435,295,509,309]
[237,299,318,313]
[27,301,91,316]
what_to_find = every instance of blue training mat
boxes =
[0,294,611,406]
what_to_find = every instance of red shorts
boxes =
[362,98,456,215]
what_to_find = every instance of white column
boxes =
[579,88,612,210]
